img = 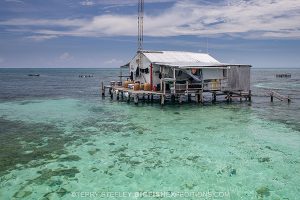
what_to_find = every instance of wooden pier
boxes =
[101,81,251,105]
[267,90,291,103]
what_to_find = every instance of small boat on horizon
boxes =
[79,74,93,78]
[276,73,291,78]
[28,74,40,77]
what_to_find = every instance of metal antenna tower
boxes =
[137,0,144,71]
[138,0,144,52]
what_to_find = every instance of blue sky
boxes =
[0,0,299,68]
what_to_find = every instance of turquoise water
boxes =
[0,68,299,199]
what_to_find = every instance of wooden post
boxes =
[226,92,230,103]
[127,93,131,103]
[288,96,291,103]
[171,94,175,103]
[270,93,273,102]
[160,95,165,106]
[116,91,119,101]
[201,70,204,103]
[173,68,176,95]
[134,94,139,105]
[160,66,163,92]
[200,91,203,103]
[248,90,252,102]
[185,80,189,93]
[101,82,105,96]
[195,93,199,103]
[188,94,191,102]
[110,89,113,99]
[179,95,183,104]
[151,94,154,102]
[212,92,216,103]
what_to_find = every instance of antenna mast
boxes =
[138,0,144,52]
[137,0,144,69]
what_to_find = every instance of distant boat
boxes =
[28,74,40,76]
[79,75,93,78]
[275,73,291,78]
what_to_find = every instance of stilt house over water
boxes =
[120,50,251,96]
[102,0,252,104]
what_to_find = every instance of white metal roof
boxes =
[142,50,220,64]
[121,50,251,68]
[153,62,251,68]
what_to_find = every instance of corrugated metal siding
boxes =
[227,66,250,91]
[202,68,223,80]
[143,51,220,64]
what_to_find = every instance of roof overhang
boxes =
[152,62,251,69]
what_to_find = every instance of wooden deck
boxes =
[101,82,252,105]
[112,86,164,95]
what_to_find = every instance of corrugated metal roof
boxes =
[153,62,224,68]
[153,62,251,68]
[142,50,220,64]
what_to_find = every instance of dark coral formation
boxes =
[0,118,79,176]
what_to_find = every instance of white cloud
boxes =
[59,52,73,61]
[87,0,177,6]
[5,0,23,3]
[80,0,95,6]
[26,35,58,41]
[1,0,300,39]
[0,18,86,27]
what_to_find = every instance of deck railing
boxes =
[174,79,228,92]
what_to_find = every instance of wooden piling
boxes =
[116,91,119,101]
[187,94,191,102]
[195,94,199,103]
[127,93,131,103]
[248,90,252,102]
[101,82,105,96]
[171,94,175,103]
[226,92,230,103]
[160,94,165,106]
[134,94,139,104]
[200,92,203,103]
[239,91,242,102]
[103,83,254,105]
[179,95,183,104]
[212,92,216,103]
[270,93,273,102]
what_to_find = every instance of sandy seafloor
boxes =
[0,68,299,200]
